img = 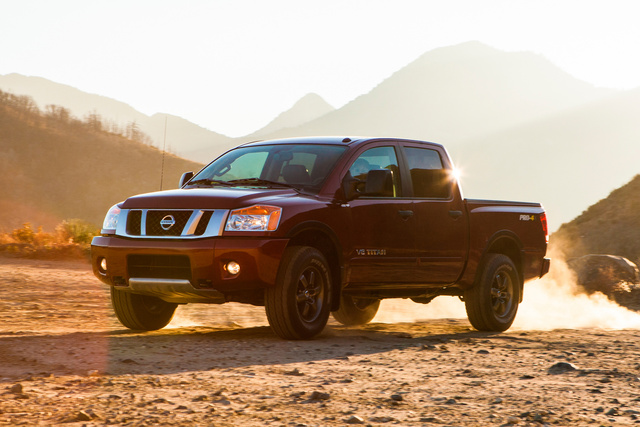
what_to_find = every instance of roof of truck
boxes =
[240,136,441,147]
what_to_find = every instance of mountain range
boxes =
[2,41,639,231]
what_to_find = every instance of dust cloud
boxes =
[513,252,640,330]
[167,251,640,331]
[373,249,640,331]
[168,302,269,329]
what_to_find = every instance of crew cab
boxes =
[91,137,550,339]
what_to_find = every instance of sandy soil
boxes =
[2,257,640,426]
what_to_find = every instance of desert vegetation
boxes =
[0,220,98,260]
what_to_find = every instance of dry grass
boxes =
[0,220,97,260]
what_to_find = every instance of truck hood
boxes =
[121,187,298,210]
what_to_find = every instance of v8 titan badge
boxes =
[356,249,387,256]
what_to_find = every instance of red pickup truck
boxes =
[91,137,549,339]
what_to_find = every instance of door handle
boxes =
[449,210,463,219]
[398,210,414,219]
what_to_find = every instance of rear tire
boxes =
[111,287,177,331]
[464,254,520,332]
[332,295,380,326]
[265,246,332,340]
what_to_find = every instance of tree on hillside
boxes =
[85,111,103,132]
[45,105,72,126]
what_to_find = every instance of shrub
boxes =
[11,223,36,244]
[0,220,99,260]
[55,219,99,244]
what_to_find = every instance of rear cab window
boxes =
[403,146,451,199]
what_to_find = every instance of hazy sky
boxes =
[2,0,640,136]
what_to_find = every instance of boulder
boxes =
[567,254,640,295]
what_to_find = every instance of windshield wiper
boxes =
[227,178,300,190]
[186,178,234,187]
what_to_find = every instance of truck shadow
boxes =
[0,319,538,380]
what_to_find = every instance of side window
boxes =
[348,146,401,197]
[404,147,451,198]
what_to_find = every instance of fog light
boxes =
[99,257,107,274]
[225,261,240,275]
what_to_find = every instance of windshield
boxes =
[189,144,348,194]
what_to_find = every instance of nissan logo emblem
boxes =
[160,215,176,231]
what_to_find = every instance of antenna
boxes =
[160,115,167,190]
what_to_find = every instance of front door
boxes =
[343,145,418,284]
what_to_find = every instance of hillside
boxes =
[0,91,203,230]
[552,174,640,265]
[0,73,233,162]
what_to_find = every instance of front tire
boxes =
[464,254,520,332]
[265,246,332,340]
[332,296,380,326]
[111,287,178,331]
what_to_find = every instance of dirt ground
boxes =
[2,257,640,426]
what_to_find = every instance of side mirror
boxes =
[364,169,394,197]
[342,169,394,200]
[342,172,359,200]
[179,171,194,188]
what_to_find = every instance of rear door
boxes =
[400,143,468,284]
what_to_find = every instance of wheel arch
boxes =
[286,221,343,310]
[481,231,525,302]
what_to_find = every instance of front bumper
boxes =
[91,235,289,303]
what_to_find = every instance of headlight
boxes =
[102,204,122,232]
[225,205,282,232]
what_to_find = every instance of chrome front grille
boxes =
[116,209,229,239]
[145,210,193,236]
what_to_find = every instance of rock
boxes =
[606,408,619,416]
[420,417,445,423]
[548,362,578,374]
[344,415,366,424]
[308,391,330,401]
[192,395,208,402]
[390,393,403,401]
[61,409,99,423]
[284,368,305,376]
[567,254,640,295]
[369,416,395,423]
[75,410,93,422]
[9,383,23,394]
